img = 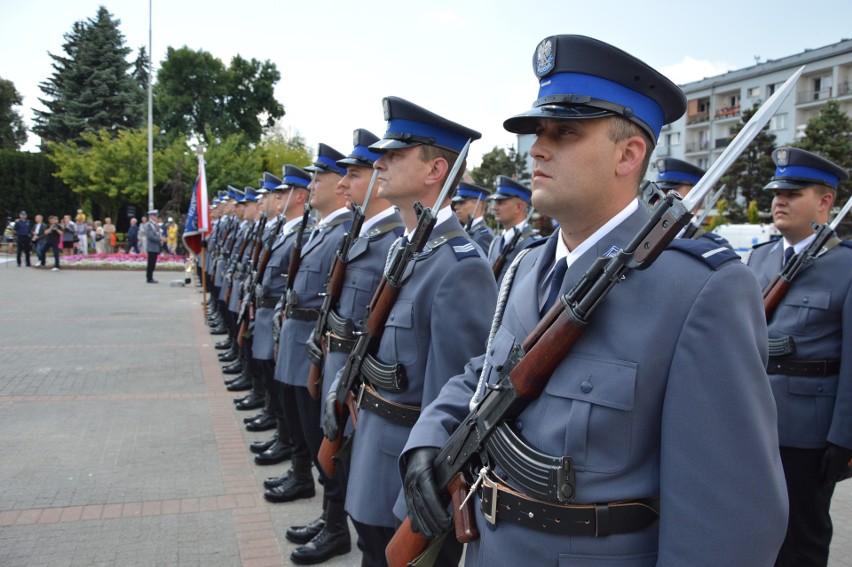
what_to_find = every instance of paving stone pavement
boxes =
[0,262,850,566]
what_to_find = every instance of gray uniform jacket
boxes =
[144,221,161,253]
[405,206,788,566]
[276,211,353,387]
[468,219,495,253]
[215,217,240,294]
[226,221,252,311]
[323,212,405,402]
[346,214,498,528]
[204,220,220,277]
[487,223,538,284]
[748,238,852,450]
[252,219,301,361]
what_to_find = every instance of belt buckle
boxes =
[356,382,366,409]
[481,475,498,525]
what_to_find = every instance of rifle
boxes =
[491,207,535,279]
[682,185,725,239]
[386,65,804,567]
[762,193,852,320]
[237,213,282,346]
[318,140,472,479]
[224,219,257,305]
[306,169,378,400]
[276,200,313,334]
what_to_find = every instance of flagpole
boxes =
[196,144,208,321]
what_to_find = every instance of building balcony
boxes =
[686,141,711,153]
[714,104,741,119]
[797,88,833,103]
[686,112,710,125]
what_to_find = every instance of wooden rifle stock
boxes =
[762,274,790,321]
[491,227,523,279]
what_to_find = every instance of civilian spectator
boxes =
[32,214,46,265]
[125,218,139,253]
[103,217,116,253]
[13,210,31,267]
[43,215,62,270]
[61,215,76,256]
[139,215,148,253]
[166,217,178,255]
[93,220,106,254]
[75,211,90,255]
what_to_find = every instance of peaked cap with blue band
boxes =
[452,181,492,203]
[304,143,347,176]
[490,175,532,203]
[503,35,686,143]
[277,164,312,190]
[370,96,482,154]
[243,187,260,202]
[338,129,382,168]
[230,187,246,203]
[259,172,281,193]
[656,158,705,189]
[764,147,848,191]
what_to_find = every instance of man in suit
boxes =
[747,147,852,567]
[144,210,162,283]
[270,144,354,564]
[341,97,498,567]
[452,181,494,252]
[487,175,538,283]
[402,35,788,566]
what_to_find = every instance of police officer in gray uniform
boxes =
[487,176,538,283]
[144,210,162,283]
[270,145,354,561]
[341,97,498,567]
[452,181,494,252]
[402,35,788,566]
[747,147,852,567]
[654,157,732,249]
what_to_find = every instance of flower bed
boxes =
[60,252,188,271]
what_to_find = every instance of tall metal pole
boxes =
[147,0,154,211]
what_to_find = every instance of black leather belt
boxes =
[361,354,407,392]
[285,305,319,322]
[358,384,420,428]
[767,358,840,377]
[256,296,279,309]
[327,333,357,353]
[479,476,659,537]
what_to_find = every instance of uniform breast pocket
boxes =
[783,288,831,335]
[541,354,637,473]
[340,267,377,321]
[295,256,323,298]
[378,300,418,367]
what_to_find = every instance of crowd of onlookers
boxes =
[4,209,183,270]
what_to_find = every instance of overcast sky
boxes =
[2,0,850,166]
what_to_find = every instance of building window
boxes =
[666,132,681,146]
[748,86,761,98]
[770,113,787,130]
[767,83,777,96]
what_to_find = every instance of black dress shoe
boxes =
[286,515,326,544]
[290,522,351,564]
[147,279,158,284]
[222,361,243,375]
[246,413,276,432]
[218,349,238,362]
[244,411,266,424]
[233,394,250,405]
[225,373,248,386]
[264,472,315,502]
[263,473,289,490]
[250,435,278,455]
[209,325,227,335]
[254,439,293,465]
[226,375,252,391]
[214,338,232,350]
[235,393,265,411]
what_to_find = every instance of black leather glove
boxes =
[820,443,852,486]
[404,447,451,539]
[322,391,338,440]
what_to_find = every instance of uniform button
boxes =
[817,386,824,392]
[515,421,523,432]
[581,381,593,393]
[802,297,809,304]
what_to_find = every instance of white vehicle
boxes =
[713,223,780,261]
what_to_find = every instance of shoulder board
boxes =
[666,238,740,270]
[839,240,852,249]
[448,236,482,260]
[698,232,731,247]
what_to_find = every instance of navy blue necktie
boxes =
[542,259,568,316]
[783,246,794,266]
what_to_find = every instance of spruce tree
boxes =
[33,7,143,146]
